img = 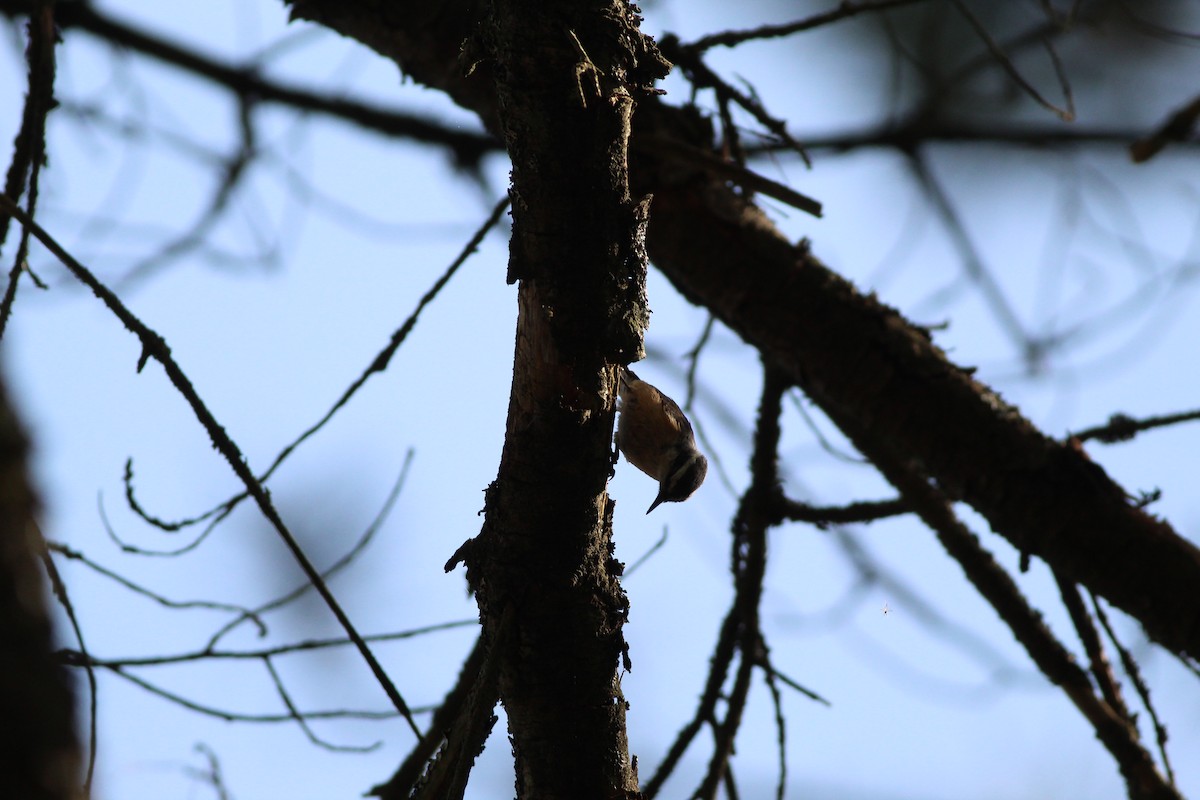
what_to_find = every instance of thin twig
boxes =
[104,663,428,723]
[1042,36,1076,123]
[1071,408,1200,445]
[115,93,260,290]
[686,0,931,52]
[263,656,380,753]
[682,315,715,411]
[0,193,422,738]
[757,659,831,707]
[635,134,819,212]
[370,632,487,799]
[624,527,669,577]
[759,643,788,800]
[787,392,867,464]
[125,197,508,536]
[947,0,1075,121]
[206,451,415,648]
[1054,572,1131,720]
[720,764,740,800]
[697,668,754,800]
[751,121,1187,156]
[188,744,232,800]
[57,620,476,669]
[409,608,509,800]
[655,37,815,169]
[832,528,1026,674]
[775,495,908,527]
[46,539,267,635]
[39,543,98,795]
[0,2,56,341]
[864,437,1178,798]
[1091,595,1176,786]
[908,152,1032,355]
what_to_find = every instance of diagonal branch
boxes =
[0,194,422,739]
[639,145,1200,661]
[864,443,1177,799]
[284,0,1200,673]
[685,0,932,52]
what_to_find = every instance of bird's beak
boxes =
[646,490,666,514]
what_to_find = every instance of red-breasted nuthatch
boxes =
[616,367,708,513]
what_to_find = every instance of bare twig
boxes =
[115,93,260,289]
[686,0,932,52]
[759,643,788,800]
[682,315,715,411]
[1054,573,1131,721]
[126,197,508,537]
[753,121,1184,156]
[757,659,830,706]
[947,0,1075,121]
[39,543,97,795]
[57,620,475,669]
[46,539,267,635]
[104,663,425,724]
[624,527,669,577]
[409,609,509,800]
[775,495,908,527]
[1092,595,1177,786]
[206,452,415,648]
[635,136,821,217]
[864,438,1179,799]
[831,528,1029,676]
[656,37,815,169]
[908,152,1032,356]
[1042,36,1076,123]
[188,744,232,800]
[696,631,756,800]
[0,193,422,738]
[787,391,868,465]
[370,632,487,799]
[0,2,56,341]
[1071,408,1200,445]
[263,656,380,753]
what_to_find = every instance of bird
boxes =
[616,367,708,513]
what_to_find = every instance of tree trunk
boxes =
[447,1,667,797]
[0,375,82,800]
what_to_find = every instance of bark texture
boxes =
[443,1,665,797]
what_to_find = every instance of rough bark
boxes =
[444,1,666,797]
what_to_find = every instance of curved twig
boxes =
[0,193,422,738]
